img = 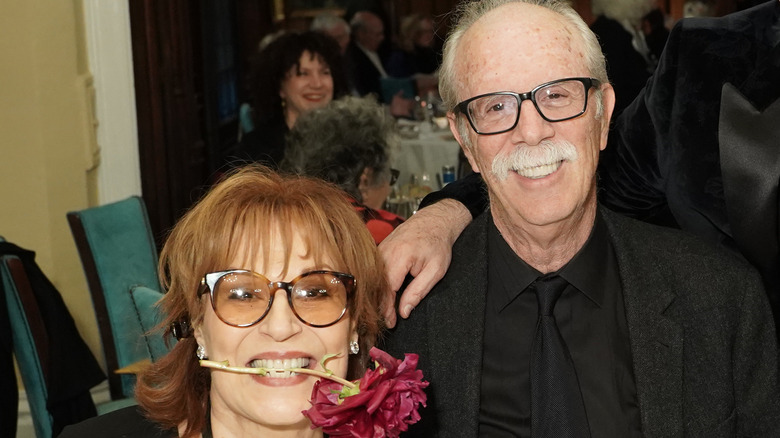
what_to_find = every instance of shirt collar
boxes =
[558,211,609,307]
[487,211,609,310]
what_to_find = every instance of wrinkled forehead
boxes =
[455,3,586,100]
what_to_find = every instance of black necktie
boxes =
[530,274,591,438]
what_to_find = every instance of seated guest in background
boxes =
[310,13,351,56]
[386,14,439,78]
[683,0,716,17]
[345,11,388,99]
[225,31,348,169]
[60,166,386,437]
[588,0,654,115]
[383,0,780,436]
[641,8,670,66]
[284,95,404,244]
[344,11,416,118]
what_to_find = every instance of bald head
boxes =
[351,11,385,52]
[439,0,607,112]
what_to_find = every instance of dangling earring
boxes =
[349,340,360,355]
[196,344,207,360]
[281,99,287,108]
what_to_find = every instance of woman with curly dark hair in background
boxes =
[226,31,349,170]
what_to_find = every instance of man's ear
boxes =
[448,112,480,173]
[599,83,616,151]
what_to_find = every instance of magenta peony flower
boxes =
[302,347,429,437]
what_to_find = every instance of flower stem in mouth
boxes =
[199,359,356,389]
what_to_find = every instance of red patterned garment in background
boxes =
[351,199,405,244]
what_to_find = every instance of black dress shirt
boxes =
[479,213,642,437]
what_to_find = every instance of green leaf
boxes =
[339,384,361,399]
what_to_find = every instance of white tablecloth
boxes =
[386,122,462,218]
[392,123,461,189]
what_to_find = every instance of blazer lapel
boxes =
[426,214,489,436]
[719,83,780,294]
[603,209,684,437]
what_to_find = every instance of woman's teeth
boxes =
[249,358,310,378]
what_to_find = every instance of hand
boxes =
[379,199,471,327]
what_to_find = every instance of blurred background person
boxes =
[589,0,655,115]
[386,13,439,77]
[345,11,415,117]
[346,11,389,99]
[684,0,717,16]
[284,96,404,244]
[225,31,348,169]
[310,13,351,56]
[60,166,386,437]
[641,8,671,67]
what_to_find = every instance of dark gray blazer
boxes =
[385,207,780,437]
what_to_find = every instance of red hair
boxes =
[135,165,386,437]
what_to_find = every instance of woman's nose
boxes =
[258,290,302,341]
[310,73,324,88]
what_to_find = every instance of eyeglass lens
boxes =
[466,79,590,134]
[210,271,350,327]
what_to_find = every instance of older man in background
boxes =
[345,11,388,99]
[310,13,351,55]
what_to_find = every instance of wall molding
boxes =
[82,0,142,204]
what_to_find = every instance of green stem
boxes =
[199,359,357,389]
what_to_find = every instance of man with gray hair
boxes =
[310,13,351,55]
[384,0,780,436]
[345,11,388,99]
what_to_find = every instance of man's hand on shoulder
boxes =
[379,199,472,327]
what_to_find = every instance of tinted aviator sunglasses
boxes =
[198,269,355,328]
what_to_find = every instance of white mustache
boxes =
[491,140,578,180]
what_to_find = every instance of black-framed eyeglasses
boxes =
[389,168,400,186]
[454,77,601,135]
[199,269,355,328]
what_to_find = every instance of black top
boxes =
[0,241,106,437]
[385,45,439,77]
[58,406,176,438]
[222,113,289,170]
[479,213,642,437]
[345,41,385,100]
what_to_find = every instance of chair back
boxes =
[67,196,161,400]
[1,252,53,438]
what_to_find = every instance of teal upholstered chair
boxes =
[67,196,167,400]
[1,250,53,438]
[1,244,137,437]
